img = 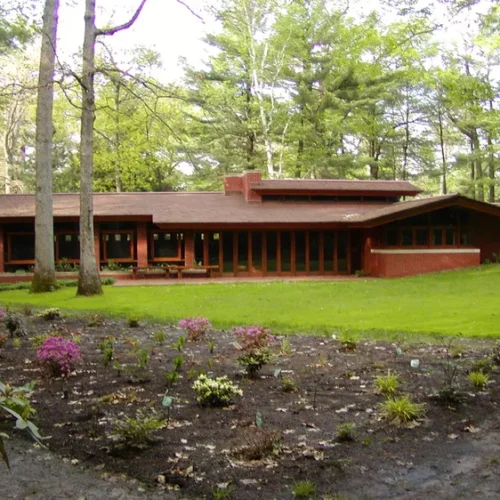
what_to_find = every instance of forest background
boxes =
[1,0,500,201]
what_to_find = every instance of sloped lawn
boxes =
[0,264,500,337]
[1,313,500,499]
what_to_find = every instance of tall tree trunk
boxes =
[472,132,484,202]
[469,138,476,200]
[437,108,447,195]
[487,133,495,202]
[31,0,60,293]
[77,0,102,296]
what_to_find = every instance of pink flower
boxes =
[36,336,81,377]
[233,325,274,350]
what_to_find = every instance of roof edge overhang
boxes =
[357,194,500,228]
[251,188,421,197]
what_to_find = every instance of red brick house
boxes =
[0,171,499,278]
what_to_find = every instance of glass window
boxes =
[237,232,249,272]
[460,228,472,246]
[337,231,348,272]
[401,228,413,246]
[295,232,306,272]
[280,232,291,272]
[208,233,220,266]
[386,229,398,246]
[309,232,320,271]
[323,231,334,271]
[266,232,277,272]
[153,232,180,259]
[59,234,80,260]
[415,228,428,246]
[105,232,132,259]
[10,234,35,261]
[432,229,443,246]
[222,232,234,273]
[251,232,262,271]
[445,228,456,246]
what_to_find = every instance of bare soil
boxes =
[1,315,500,499]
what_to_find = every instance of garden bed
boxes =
[1,313,500,499]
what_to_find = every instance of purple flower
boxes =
[178,317,212,340]
[233,325,274,350]
[36,336,81,377]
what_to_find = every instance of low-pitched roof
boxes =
[251,179,422,196]
[1,191,499,226]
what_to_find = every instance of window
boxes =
[104,232,133,261]
[151,232,182,260]
[9,233,35,262]
[415,228,428,246]
[401,229,413,246]
[58,234,80,260]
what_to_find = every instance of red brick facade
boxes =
[365,249,480,278]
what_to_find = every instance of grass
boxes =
[0,265,499,338]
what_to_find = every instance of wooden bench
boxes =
[132,266,169,279]
[168,265,219,279]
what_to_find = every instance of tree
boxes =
[77,0,148,296]
[31,0,60,293]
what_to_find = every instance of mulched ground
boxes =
[1,314,500,499]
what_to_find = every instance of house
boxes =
[0,171,499,278]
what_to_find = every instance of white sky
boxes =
[57,0,210,81]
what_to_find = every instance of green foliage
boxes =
[0,279,114,293]
[87,313,105,327]
[39,308,61,320]
[208,340,215,354]
[30,333,54,349]
[4,311,27,338]
[378,396,426,425]
[470,358,494,375]
[237,348,272,378]
[281,377,298,393]
[280,337,292,356]
[153,330,166,345]
[468,371,490,389]
[192,374,242,407]
[173,355,184,372]
[108,408,165,449]
[165,370,179,388]
[174,336,185,352]
[97,337,115,366]
[374,370,401,396]
[128,316,140,328]
[336,422,356,443]
[338,331,358,352]
[212,486,233,499]
[292,479,316,499]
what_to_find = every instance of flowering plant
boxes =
[192,374,242,406]
[39,308,61,321]
[178,317,212,341]
[36,336,81,377]
[233,325,275,350]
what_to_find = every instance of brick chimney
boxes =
[224,171,262,202]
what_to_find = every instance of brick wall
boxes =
[366,250,480,278]
[471,213,500,262]
[224,171,262,202]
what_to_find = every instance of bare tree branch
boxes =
[96,0,148,37]
[176,0,205,23]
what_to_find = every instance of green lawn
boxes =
[1,265,499,338]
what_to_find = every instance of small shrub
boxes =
[39,308,61,321]
[378,396,426,426]
[133,347,149,368]
[36,336,81,377]
[336,422,356,443]
[208,340,215,354]
[192,374,242,406]
[173,354,184,372]
[174,335,185,352]
[108,408,165,449]
[468,370,490,389]
[231,427,282,460]
[153,330,166,345]
[292,479,316,499]
[87,313,105,327]
[280,337,292,356]
[470,358,494,375]
[491,343,500,365]
[281,377,298,393]
[97,337,115,366]
[101,277,116,286]
[374,370,400,396]
[165,370,179,387]
[178,317,212,341]
[12,338,21,348]
[30,333,54,349]
[4,312,27,338]
[338,331,357,352]
[23,304,33,317]
[212,486,233,500]
[0,381,37,420]
[237,348,272,378]
[128,316,140,328]
[233,325,275,350]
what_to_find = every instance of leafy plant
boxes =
[36,336,81,377]
[97,337,115,366]
[491,343,500,365]
[165,370,179,388]
[212,486,233,499]
[378,396,426,426]
[23,304,33,316]
[0,380,43,468]
[153,330,166,345]
[174,335,185,352]
[233,325,275,350]
[292,479,316,499]
[231,427,282,460]
[87,313,105,327]
[237,348,272,378]
[338,331,357,352]
[280,337,292,356]
[336,422,356,442]
[12,338,21,348]
[128,316,140,328]
[192,374,242,406]
[133,347,149,368]
[108,408,165,449]
[374,370,400,396]
[4,311,27,338]
[178,317,212,341]
[440,336,463,401]
[468,370,490,389]
[208,340,215,354]
[281,377,298,393]
[39,308,61,320]
[30,333,54,349]
[173,354,184,372]
[470,358,494,375]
